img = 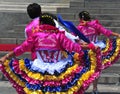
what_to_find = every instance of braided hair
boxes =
[40,13,55,26]
[42,12,57,20]
[78,11,91,21]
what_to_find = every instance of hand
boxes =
[0,56,7,64]
[118,34,120,37]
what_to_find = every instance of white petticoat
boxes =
[94,41,106,49]
[30,55,73,75]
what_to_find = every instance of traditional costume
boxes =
[25,17,78,61]
[77,20,120,69]
[25,17,39,38]
[24,17,40,60]
[0,24,101,94]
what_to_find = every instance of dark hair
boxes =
[42,12,57,20]
[27,3,41,19]
[40,14,55,26]
[78,11,91,21]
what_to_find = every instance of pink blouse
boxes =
[25,17,40,60]
[14,25,83,62]
[77,20,112,42]
[25,17,40,38]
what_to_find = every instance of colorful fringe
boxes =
[0,49,101,94]
[101,38,120,69]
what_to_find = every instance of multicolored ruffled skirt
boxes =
[100,38,120,69]
[0,49,101,94]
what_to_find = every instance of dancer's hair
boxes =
[78,11,91,21]
[27,3,41,19]
[42,12,57,21]
[40,13,55,26]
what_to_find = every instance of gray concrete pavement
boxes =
[85,84,120,94]
[0,81,119,94]
[0,81,16,94]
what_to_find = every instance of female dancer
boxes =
[77,11,120,94]
[0,14,101,94]
[25,3,78,60]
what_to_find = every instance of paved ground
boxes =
[85,83,120,94]
[0,81,119,94]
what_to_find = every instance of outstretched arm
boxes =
[59,33,98,53]
[111,32,120,37]
[93,20,120,38]
[0,51,15,64]
[0,36,34,64]
[81,43,99,51]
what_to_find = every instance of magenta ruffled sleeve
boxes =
[58,33,82,53]
[93,20,112,37]
[25,17,39,38]
[14,37,34,56]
